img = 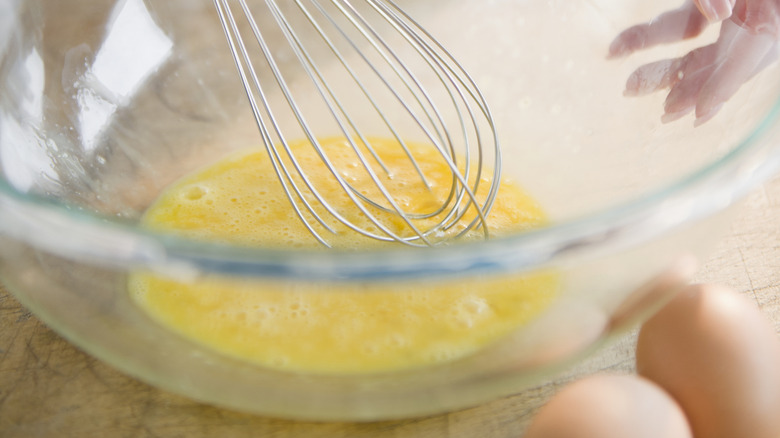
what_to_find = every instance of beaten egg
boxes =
[129,137,557,374]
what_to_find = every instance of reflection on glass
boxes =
[21,48,44,123]
[0,47,55,192]
[92,0,174,99]
[75,0,173,151]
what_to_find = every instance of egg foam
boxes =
[129,137,557,374]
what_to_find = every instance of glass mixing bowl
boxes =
[2,0,780,421]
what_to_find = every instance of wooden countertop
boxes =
[2,176,779,438]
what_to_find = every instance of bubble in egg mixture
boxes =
[129,137,557,374]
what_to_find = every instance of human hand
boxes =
[609,0,780,125]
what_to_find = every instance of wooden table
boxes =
[2,176,779,438]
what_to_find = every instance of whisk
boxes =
[212,0,501,247]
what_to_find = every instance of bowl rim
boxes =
[4,97,780,281]
[3,99,780,281]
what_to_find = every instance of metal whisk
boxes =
[213,0,501,247]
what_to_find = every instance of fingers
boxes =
[663,66,714,122]
[733,0,780,37]
[695,23,778,122]
[608,3,709,58]
[615,1,780,126]
[692,0,736,22]
[624,59,678,96]
[625,44,718,96]
[624,20,779,125]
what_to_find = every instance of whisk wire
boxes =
[355,0,494,236]
[304,0,496,241]
[250,0,449,244]
[264,0,438,245]
[316,0,452,174]
[378,0,503,236]
[216,0,342,246]
[301,0,489,237]
[213,0,502,246]
[301,0,460,216]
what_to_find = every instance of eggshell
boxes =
[636,283,780,438]
[609,254,698,331]
[524,374,692,438]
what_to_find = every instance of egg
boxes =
[130,137,556,374]
[636,283,780,438]
[524,374,692,438]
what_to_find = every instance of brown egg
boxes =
[636,284,780,438]
[524,374,692,438]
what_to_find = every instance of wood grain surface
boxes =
[2,175,779,438]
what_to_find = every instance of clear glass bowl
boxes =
[2,0,780,421]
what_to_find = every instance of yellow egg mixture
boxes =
[129,137,556,374]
